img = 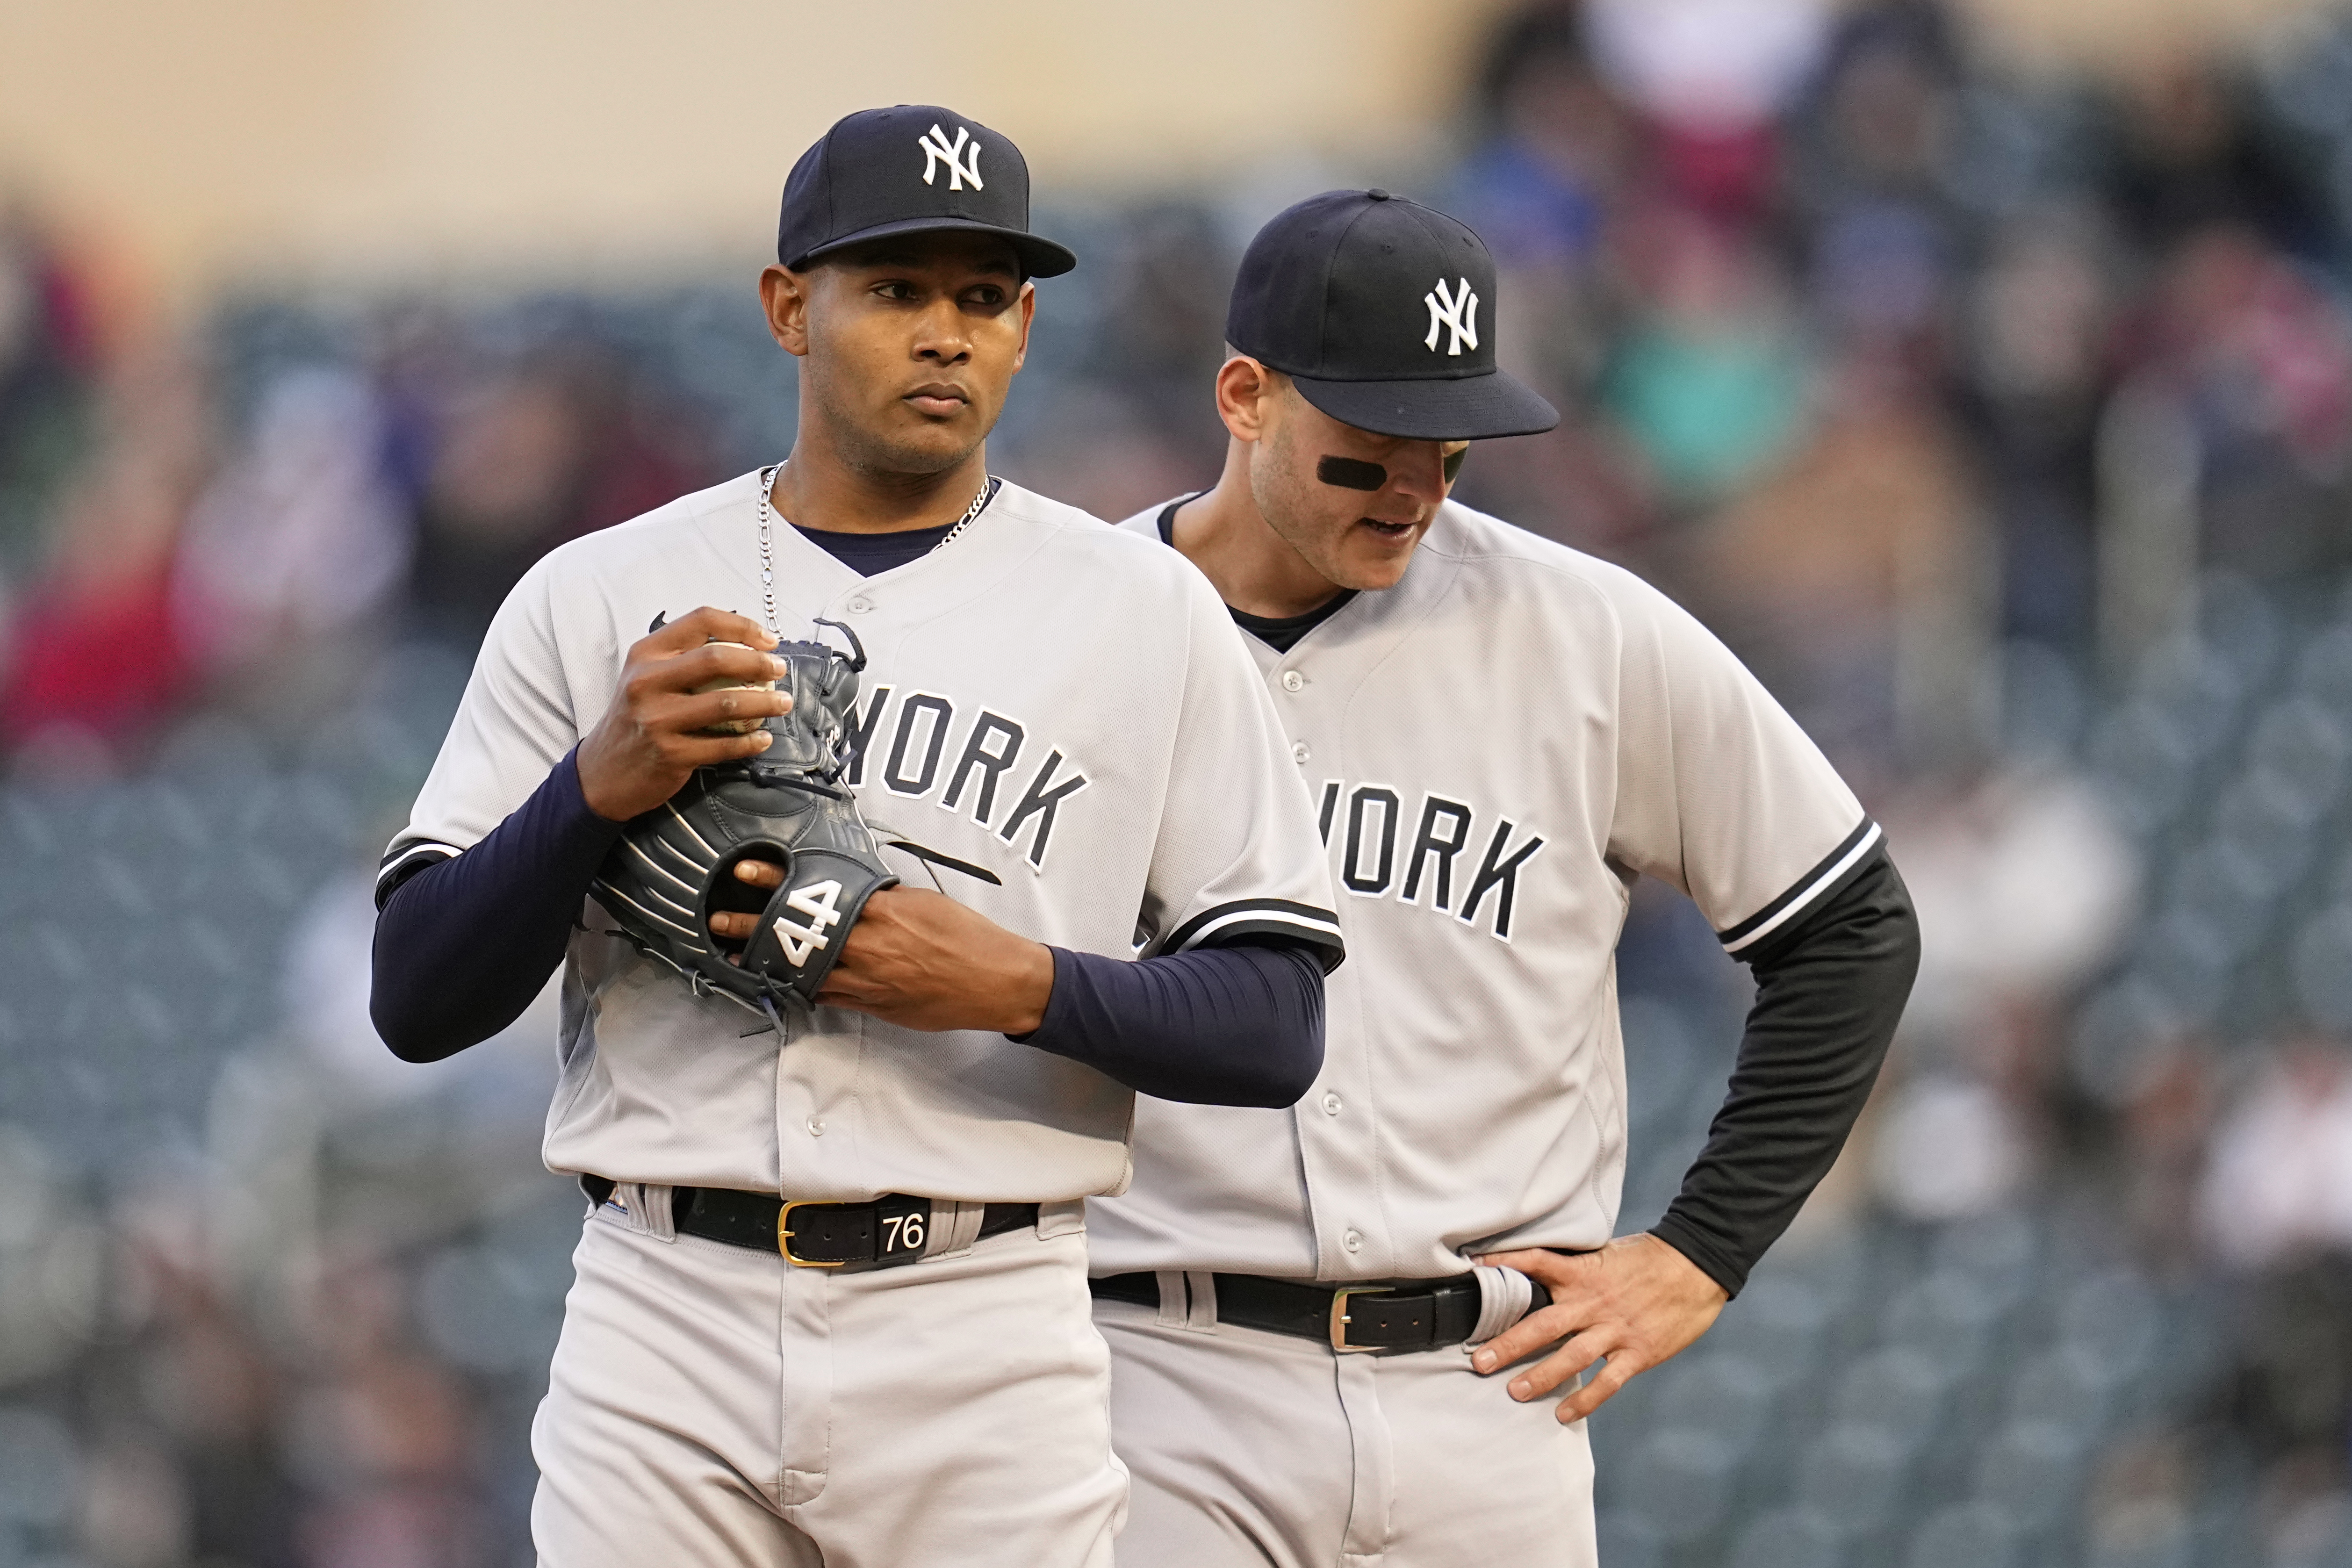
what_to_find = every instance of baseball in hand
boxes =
[696,640,776,735]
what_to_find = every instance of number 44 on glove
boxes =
[590,616,997,1026]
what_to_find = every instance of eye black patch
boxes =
[1317,455,1388,491]
[1444,446,1467,484]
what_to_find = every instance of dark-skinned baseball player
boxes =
[369,109,1345,1568]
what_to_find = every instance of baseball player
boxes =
[367,108,1344,1568]
[1090,189,1920,1564]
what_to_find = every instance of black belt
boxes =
[583,1176,1038,1271]
[1091,1271,1549,1354]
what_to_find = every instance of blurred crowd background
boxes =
[7,0,2352,1564]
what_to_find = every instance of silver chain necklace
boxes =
[754,463,994,637]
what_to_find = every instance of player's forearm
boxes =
[1018,943,1326,1107]
[1650,848,1919,1296]
[371,749,622,1063]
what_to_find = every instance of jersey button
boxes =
[1280,670,1305,692]
[1292,741,1310,764]
[846,597,874,615]
[806,1116,826,1136]
[1322,1091,1342,1115]
[1342,1228,1363,1252]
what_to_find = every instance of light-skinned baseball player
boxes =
[1091,189,1920,1565]
[367,109,1345,1568]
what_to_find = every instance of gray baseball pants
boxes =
[532,1200,1127,1566]
[1096,1289,1597,1568]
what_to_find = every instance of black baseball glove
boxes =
[590,617,908,1022]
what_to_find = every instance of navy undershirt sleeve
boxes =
[1647,847,1919,1297]
[371,750,620,1063]
[1019,943,1327,1108]
[372,747,1327,1104]
[377,493,1323,1093]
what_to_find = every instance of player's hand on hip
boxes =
[767,882,1052,1035]
[577,607,792,821]
[1467,1234,1728,1424]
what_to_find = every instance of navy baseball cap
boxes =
[777,105,1077,279]
[1227,190,1558,440]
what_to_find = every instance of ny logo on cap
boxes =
[918,123,984,192]
[1424,277,1480,356]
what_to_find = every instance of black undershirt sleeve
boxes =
[1647,845,1920,1298]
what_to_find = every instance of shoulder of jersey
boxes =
[1421,498,1679,619]
[991,480,1218,588]
[1110,500,1166,538]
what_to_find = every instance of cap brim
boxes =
[794,216,1077,279]
[1288,368,1560,441]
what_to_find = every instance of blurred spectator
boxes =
[1451,6,1629,276]
[2110,225,2352,588]
[1010,204,1234,522]
[287,1252,488,1568]
[2097,57,2337,262]
[1872,1070,2032,1221]
[0,202,102,579]
[1958,205,2117,652]
[2114,1034,2218,1273]
[2200,1037,2352,1270]
[1892,767,2138,1030]
[0,337,212,764]
[1793,1,1966,214]
[1586,0,1827,221]
[1600,204,1810,510]
[1788,2,1974,406]
[2206,1258,2352,1512]
[1439,7,1654,562]
[1006,377,1222,531]
[405,359,591,640]
[2187,1039,2352,1539]
[406,345,710,643]
[1868,769,2134,1223]
[1690,351,1974,771]
[69,1184,290,1566]
[1079,205,1232,415]
[174,367,411,718]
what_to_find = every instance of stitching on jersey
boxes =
[1329,536,1464,744]
[1584,965,1628,1226]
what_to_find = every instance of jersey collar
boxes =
[686,468,1058,636]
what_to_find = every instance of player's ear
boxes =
[1011,280,1036,374]
[761,265,813,359]
[1215,355,1276,444]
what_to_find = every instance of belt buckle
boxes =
[777,1201,848,1268]
[1329,1285,1393,1353]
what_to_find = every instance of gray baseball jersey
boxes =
[383,469,1342,1203]
[1091,496,1872,1282]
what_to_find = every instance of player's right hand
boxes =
[577,607,793,821]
